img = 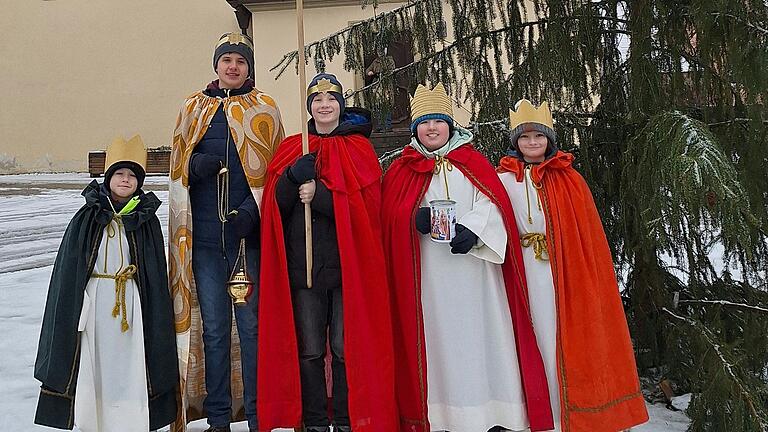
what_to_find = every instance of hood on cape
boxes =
[409,125,474,158]
[308,106,373,138]
[203,78,256,98]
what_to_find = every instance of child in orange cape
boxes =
[497,99,649,432]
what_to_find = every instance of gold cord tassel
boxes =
[96,264,137,332]
[524,165,544,223]
[520,233,549,261]
[524,166,534,224]
[434,156,453,200]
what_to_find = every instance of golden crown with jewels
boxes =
[105,135,147,173]
[410,83,454,122]
[509,99,554,130]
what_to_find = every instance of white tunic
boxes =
[74,218,150,432]
[499,170,561,431]
[420,165,529,432]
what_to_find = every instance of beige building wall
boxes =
[0,0,238,173]
[2,0,484,173]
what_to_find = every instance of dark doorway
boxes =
[362,32,414,132]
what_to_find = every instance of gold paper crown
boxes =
[410,83,453,122]
[105,135,147,173]
[217,32,254,50]
[509,99,554,130]
[308,78,342,95]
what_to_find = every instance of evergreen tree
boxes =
[273,1,768,430]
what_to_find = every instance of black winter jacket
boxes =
[275,107,373,290]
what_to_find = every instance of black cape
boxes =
[34,180,178,430]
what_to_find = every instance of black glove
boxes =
[415,207,431,235]
[228,210,256,238]
[287,153,316,184]
[450,224,478,254]
[190,153,223,179]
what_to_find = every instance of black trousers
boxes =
[291,285,349,427]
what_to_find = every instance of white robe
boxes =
[420,166,529,432]
[499,170,561,431]
[74,219,150,432]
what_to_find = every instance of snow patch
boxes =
[671,393,692,411]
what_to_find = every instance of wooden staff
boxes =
[296,0,313,288]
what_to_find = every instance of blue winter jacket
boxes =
[189,81,258,251]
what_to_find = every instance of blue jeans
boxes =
[291,285,349,427]
[192,241,259,429]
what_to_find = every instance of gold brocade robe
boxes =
[168,88,284,431]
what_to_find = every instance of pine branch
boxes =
[275,14,631,85]
[269,0,430,78]
[341,22,547,99]
[468,110,603,131]
[622,111,756,257]
[654,45,739,96]
[711,12,768,36]
[708,118,768,127]
[377,147,404,165]
[663,307,768,430]
[678,299,768,313]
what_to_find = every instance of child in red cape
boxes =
[257,73,397,432]
[381,83,554,432]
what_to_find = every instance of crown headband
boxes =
[410,83,453,122]
[308,78,343,95]
[509,99,554,130]
[216,33,253,50]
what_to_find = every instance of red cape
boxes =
[498,151,648,432]
[382,144,554,432]
[257,133,398,431]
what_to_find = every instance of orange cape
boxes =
[498,151,648,432]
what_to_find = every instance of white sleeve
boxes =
[458,185,507,264]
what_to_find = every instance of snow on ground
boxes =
[0,174,690,431]
[0,172,170,186]
[636,396,691,432]
[0,175,169,274]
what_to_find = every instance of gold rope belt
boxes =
[520,233,549,261]
[91,264,137,332]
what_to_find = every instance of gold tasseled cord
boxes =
[94,206,136,332]
[520,233,549,261]
[91,264,137,332]
[434,156,453,200]
[523,165,543,224]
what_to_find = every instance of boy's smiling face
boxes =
[310,92,341,131]
[517,126,549,162]
[109,168,138,202]
[416,119,450,151]
[216,52,249,89]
